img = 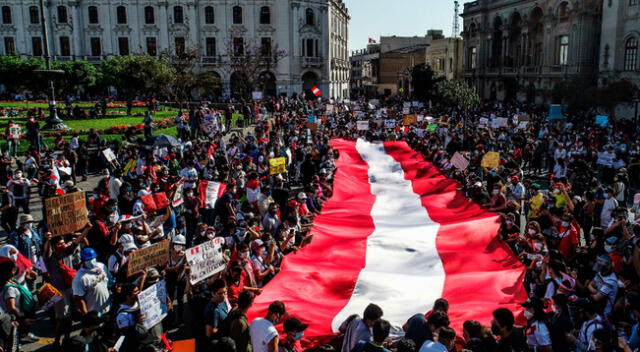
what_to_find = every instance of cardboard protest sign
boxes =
[138,280,169,329]
[356,120,369,131]
[269,157,287,175]
[403,114,417,126]
[481,152,500,168]
[306,122,318,132]
[427,124,438,132]
[45,191,89,236]
[127,240,170,276]
[185,237,226,284]
[8,124,21,139]
[450,152,470,171]
[384,120,396,129]
[102,148,117,163]
[140,192,169,212]
[519,114,530,122]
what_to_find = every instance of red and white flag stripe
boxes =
[247,139,527,347]
[311,86,322,97]
[198,180,226,208]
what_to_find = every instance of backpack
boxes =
[217,308,245,338]
[4,280,36,313]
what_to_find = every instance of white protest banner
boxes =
[138,280,168,330]
[450,152,470,171]
[8,124,21,139]
[345,121,355,130]
[517,121,529,130]
[417,115,425,122]
[102,148,117,163]
[415,129,425,137]
[490,119,501,129]
[356,121,369,131]
[186,237,226,284]
[252,91,263,100]
[369,99,379,106]
[402,107,410,115]
[403,102,411,109]
[384,120,396,129]
[479,117,489,126]
[497,118,508,127]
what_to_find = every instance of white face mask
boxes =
[85,258,97,269]
[534,242,543,251]
[528,229,537,235]
[523,310,534,320]
[239,251,249,260]
[492,190,500,195]
[9,253,17,262]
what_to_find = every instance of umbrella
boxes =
[145,134,180,148]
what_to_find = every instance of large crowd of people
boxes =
[0,95,639,352]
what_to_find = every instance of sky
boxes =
[343,0,475,52]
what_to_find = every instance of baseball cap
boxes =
[251,239,264,251]
[123,242,137,252]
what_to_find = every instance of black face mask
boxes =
[491,322,501,336]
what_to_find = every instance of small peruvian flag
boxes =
[311,85,322,97]
[368,38,377,44]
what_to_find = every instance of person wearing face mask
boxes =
[555,213,579,262]
[521,299,552,352]
[8,170,31,214]
[72,248,111,317]
[491,308,527,352]
[486,184,507,213]
[549,294,574,352]
[165,235,188,325]
[251,239,278,287]
[250,300,287,352]
[204,279,231,340]
[115,283,140,334]
[183,188,200,246]
[600,188,618,229]
[263,203,282,236]
[526,184,544,220]
[499,213,520,254]
[61,311,109,352]
[588,255,618,317]
[279,317,309,352]
[602,236,622,273]
[107,235,137,282]
[8,214,41,267]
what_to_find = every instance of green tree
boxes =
[435,79,480,111]
[98,55,174,99]
[411,64,443,102]
[160,47,200,112]
[0,55,45,93]
[193,72,222,100]
[52,60,98,97]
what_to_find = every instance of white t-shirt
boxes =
[601,197,618,226]
[72,263,111,314]
[250,318,278,352]
[526,321,552,347]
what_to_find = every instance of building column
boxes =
[71,3,82,59]
[187,4,197,48]
[158,3,169,53]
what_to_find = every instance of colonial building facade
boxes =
[461,0,602,103]
[0,0,350,99]
[599,0,640,86]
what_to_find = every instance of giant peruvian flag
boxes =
[247,139,527,347]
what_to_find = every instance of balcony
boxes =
[55,56,72,62]
[86,56,102,63]
[301,57,323,67]
[202,56,220,65]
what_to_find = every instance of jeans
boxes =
[7,139,18,157]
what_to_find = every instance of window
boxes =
[205,37,216,56]
[233,37,244,56]
[146,37,157,56]
[306,8,314,25]
[175,37,185,55]
[88,6,98,24]
[29,6,39,24]
[4,37,15,54]
[261,37,271,57]
[57,6,67,23]
[557,35,569,65]
[260,6,270,24]
[145,6,154,24]
[173,6,183,24]
[59,36,70,56]
[116,6,127,24]
[438,58,445,71]
[2,6,11,24]
[470,47,477,69]
[632,0,638,6]
[558,2,569,19]
[304,38,317,57]
[204,6,214,24]
[624,37,638,71]
[232,6,242,24]
[90,37,101,56]
[32,37,43,56]
[118,37,129,55]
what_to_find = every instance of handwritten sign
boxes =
[8,124,21,139]
[356,120,369,131]
[450,152,469,171]
[102,148,117,163]
[252,91,263,100]
[185,238,226,284]
[481,152,500,168]
[138,280,168,329]
[127,240,170,276]
[269,157,287,175]
[384,120,396,129]
[403,114,417,126]
[45,192,89,236]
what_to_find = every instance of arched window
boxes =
[57,6,68,23]
[232,6,242,24]
[144,6,155,24]
[29,6,39,24]
[116,6,126,24]
[204,6,214,24]
[1,6,11,24]
[558,2,569,19]
[625,37,638,71]
[306,8,314,25]
[259,6,271,24]
[173,6,183,24]
[88,6,98,24]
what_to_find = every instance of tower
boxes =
[452,1,460,38]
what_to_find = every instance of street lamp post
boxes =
[36,0,68,130]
